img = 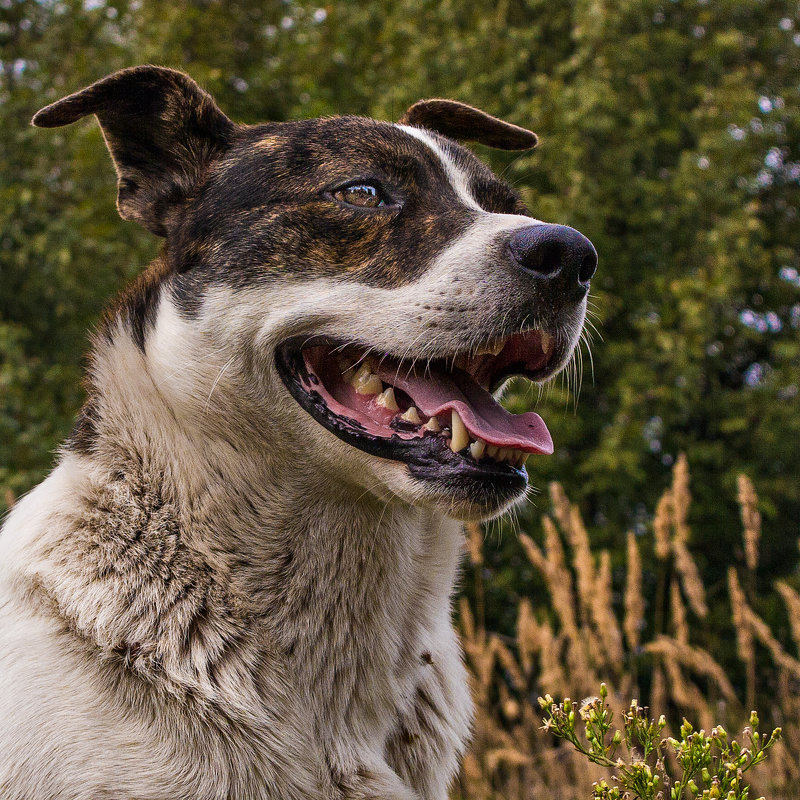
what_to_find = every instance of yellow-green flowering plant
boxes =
[539,684,781,800]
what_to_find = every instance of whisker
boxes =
[203,355,237,413]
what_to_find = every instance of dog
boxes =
[0,66,596,799]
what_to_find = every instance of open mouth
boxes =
[276,328,561,497]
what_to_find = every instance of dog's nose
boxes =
[508,224,598,285]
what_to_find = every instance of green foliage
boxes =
[539,684,782,800]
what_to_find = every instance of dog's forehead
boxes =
[171,113,527,292]
[227,115,496,187]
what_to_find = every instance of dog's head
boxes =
[34,67,596,521]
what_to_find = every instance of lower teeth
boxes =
[336,358,526,467]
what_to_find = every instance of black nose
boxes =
[508,224,598,285]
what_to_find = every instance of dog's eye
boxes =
[332,184,386,208]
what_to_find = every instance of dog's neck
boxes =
[44,297,465,721]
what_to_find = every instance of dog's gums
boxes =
[276,329,557,485]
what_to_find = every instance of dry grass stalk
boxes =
[520,526,580,645]
[728,566,757,711]
[775,581,800,654]
[466,522,484,567]
[727,568,752,663]
[592,550,625,669]
[650,664,667,716]
[728,566,800,691]
[548,481,573,539]
[672,538,708,618]
[3,488,14,510]
[645,635,738,702]
[548,483,593,585]
[518,531,547,574]
[662,656,715,731]
[653,490,672,560]
[737,474,761,572]
[741,600,800,681]
[671,452,691,544]
[485,747,530,771]
[490,634,526,692]
[569,507,597,627]
[669,578,689,644]
[624,531,644,652]
[657,454,708,619]
[460,594,478,646]
[543,515,569,587]
[516,598,538,679]
[537,622,569,696]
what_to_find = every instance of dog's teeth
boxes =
[352,364,382,395]
[376,387,399,411]
[449,410,469,452]
[470,439,486,460]
[423,415,440,432]
[486,445,499,458]
[541,331,553,357]
[400,406,422,424]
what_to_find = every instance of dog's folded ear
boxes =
[399,99,537,151]
[32,66,235,236]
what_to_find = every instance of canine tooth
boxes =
[376,387,399,411]
[449,410,469,452]
[401,406,422,424]
[353,364,382,395]
[423,415,440,431]
[541,331,553,356]
[470,439,486,460]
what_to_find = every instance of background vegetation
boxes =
[1,0,798,796]
[457,464,800,799]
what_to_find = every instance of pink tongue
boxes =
[376,365,553,455]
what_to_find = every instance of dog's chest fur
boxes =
[0,433,471,799]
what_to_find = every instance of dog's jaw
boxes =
[136,215,587,522]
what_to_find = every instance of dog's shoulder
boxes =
[0,459,323,799]
[0,455,248,695]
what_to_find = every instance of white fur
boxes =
[397,125,485,212]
